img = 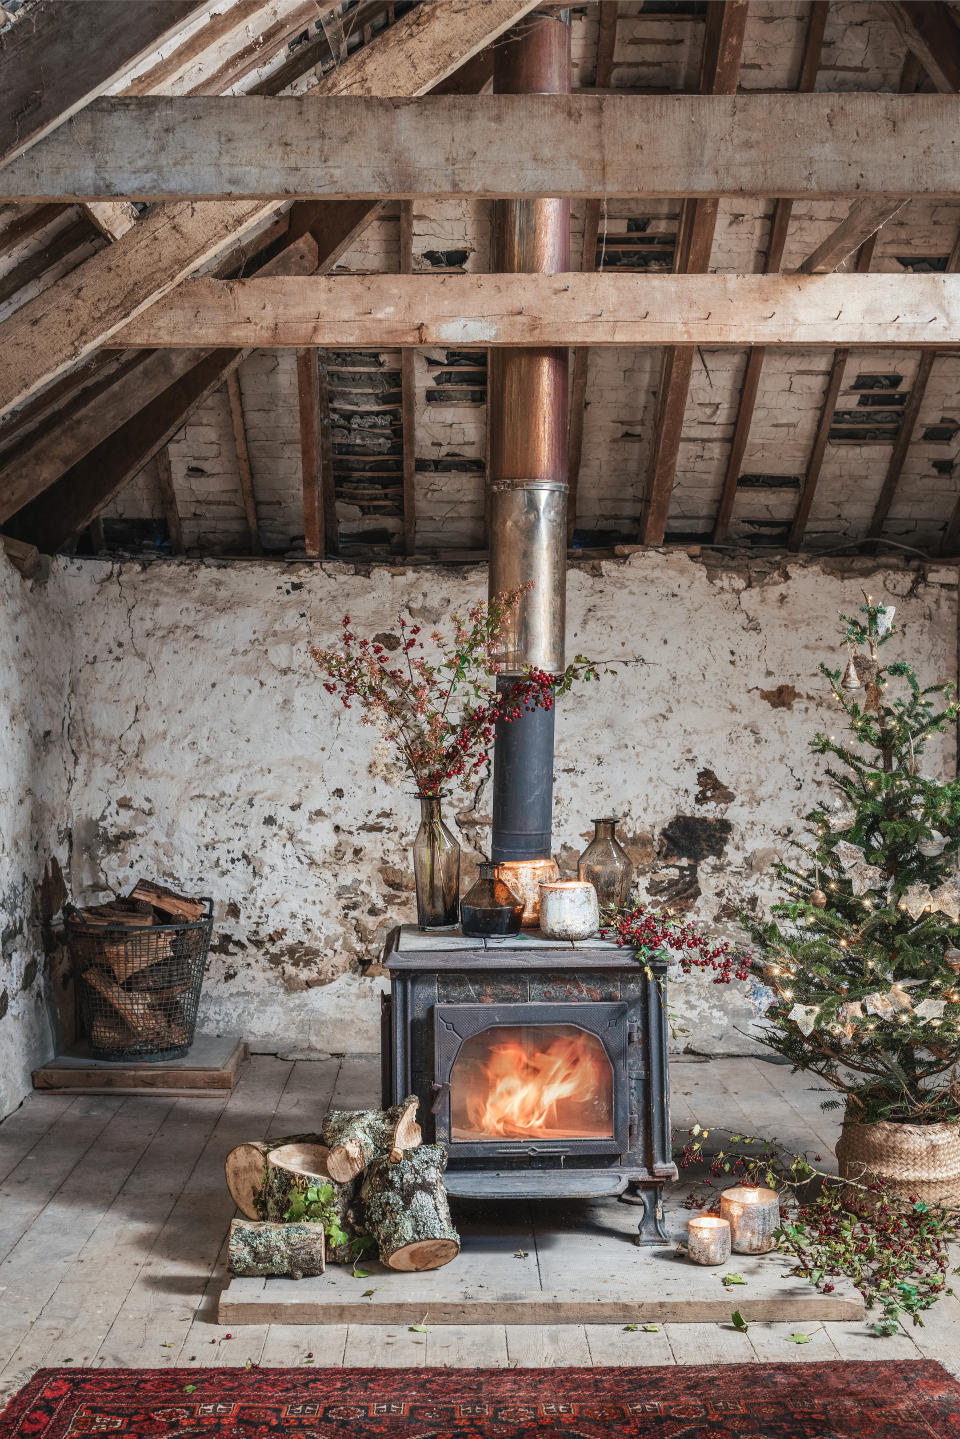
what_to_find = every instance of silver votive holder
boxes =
[720,1185,779,1254]
[686,1215,731,1266]
[538,880,600,941]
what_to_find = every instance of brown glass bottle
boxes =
[577,817,632,909]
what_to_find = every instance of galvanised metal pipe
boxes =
[488,12,570,864]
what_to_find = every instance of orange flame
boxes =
[462,1028,611,1140]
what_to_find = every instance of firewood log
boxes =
[129,878,206,923]
[360,1143,460,1271]
[224,1136,359,1263]
[83,966,168,1041]
[321,1095,422,1183]
[228,1219,325,1278]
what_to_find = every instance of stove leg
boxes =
[619,1181,667,1245]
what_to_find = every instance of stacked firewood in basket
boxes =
[70,879,206,1052]
[225,1096,460,1278]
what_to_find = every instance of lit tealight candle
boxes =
[538,880,600,941]
[720,1186,779,1254]
[686,1214,731,1266]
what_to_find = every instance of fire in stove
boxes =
[450,1024,614,1142]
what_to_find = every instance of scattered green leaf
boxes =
[184,1385,197,1394]
[786,1332,812,1345]
[642,1324,661,1333]
[410,1323,430,1334]
[623,1324,639,1332]
[731,1310,749,1332]
[514,1249,528,1259]
[721,1274,747,1287]
[352,1266,373,1279]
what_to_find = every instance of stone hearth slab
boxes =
[218,1195,864,1326]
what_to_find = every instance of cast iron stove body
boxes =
[381,925,677,1242]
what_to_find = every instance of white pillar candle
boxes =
[686,1215,731,1266]
[538,880,599,941]
[720,1185,780,1254]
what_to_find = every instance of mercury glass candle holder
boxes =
[720,1185,779,1254]
[538,880,600,941]
[495,858,560,926]
[686,1215,731,1266]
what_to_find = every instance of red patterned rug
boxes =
[1,1362,958,1437]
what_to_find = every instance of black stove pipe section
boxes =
[488,13,571,866]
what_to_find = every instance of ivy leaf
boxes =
[642,1324,661,1333]
[731,1310,749,1332]
[623,1324,639,1332]
[352,1266,373,1279]
[786,1332,812,1344]
[721,1274,747,1286]
[184,1385,197,1394]
[410,1323,430,1333]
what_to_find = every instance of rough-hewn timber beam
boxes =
[5,93,960,202]
[0,0,541,423]
[0,0,207,169]
[110,272,960,350]
[637,0,748,549]
[798,197,909,274]
[296,349,323,558]
[885,2,960,95]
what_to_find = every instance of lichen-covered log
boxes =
[227,1219,325,1278]
[321,1095,422,1182]
[360,1142,460,1271]
[224,1134,326,1218]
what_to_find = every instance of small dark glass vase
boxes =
[578,817,633,909]
[460,862,523,938]
[413,794,460,929]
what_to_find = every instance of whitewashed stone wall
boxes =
[41,552,958,1068]
[0,553,73,1119]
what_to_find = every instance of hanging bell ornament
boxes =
[944,947,960,974]
[810,888,828,908]
[841,655,862,691]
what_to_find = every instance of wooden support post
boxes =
[567,0,618,544]
[317,358,339,556]
[400,200,417,555]
[226,372,262,554]
[640,0,748,548]
[297,349,323,559]
[788,236,878,551]
[155,444,184,554]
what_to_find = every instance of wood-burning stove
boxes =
[381,926,677,1242]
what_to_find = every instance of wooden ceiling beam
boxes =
[885,2,960,94]
[0,0,541,423]
[0,0,207,168]
[226,373,262,555]
[798,197,909,274]
[640,0,747,548]
[8,92,960,203]
[109,271,960,350]
[567,0,619,545]
[787,237,878,550]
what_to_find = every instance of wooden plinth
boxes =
[32,1035,247,1096]
[218,1195,864,1326]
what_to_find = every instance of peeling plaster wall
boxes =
[0,553,73,1119]
[49,553,958,1060]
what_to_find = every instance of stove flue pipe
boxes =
[488,12,571,865]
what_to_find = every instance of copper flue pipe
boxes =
[488,13,570,864]
[488,11,570,677]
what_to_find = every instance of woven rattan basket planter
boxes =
[836,1110,960,1210]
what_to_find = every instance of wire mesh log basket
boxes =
[65,898,213,1061]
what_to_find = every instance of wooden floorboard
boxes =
[0,1054,955,1381]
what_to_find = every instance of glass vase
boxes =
[413,795,460,929]
[578,817,632,909]
[460,862,523,938]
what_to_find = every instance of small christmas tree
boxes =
[746,597,960,1125]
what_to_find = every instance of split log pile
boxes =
[225,1097,460,1278]
[69,878,207,1051]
